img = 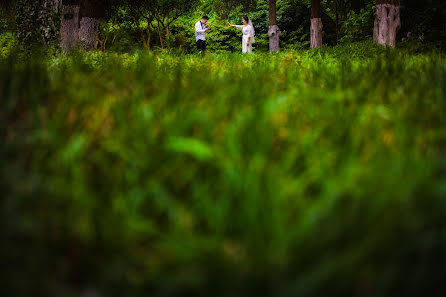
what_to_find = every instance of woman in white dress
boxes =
[228,16,255,53]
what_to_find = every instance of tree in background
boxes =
[0,0,16,30]
[78,0,105,50]
[155,0,199,48]
[339,1,375,44]
[124,0,198,50]
[123,0,155,50]
[61,0,80,51]
[9,0,446,52]
[15,0,61,51]
[268,0,281,52]
[310,0,322,48]
[61,0,108,51]
[320,0,364,45]
[374,0,400,47]
[214,0,257,18]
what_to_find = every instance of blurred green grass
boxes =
[1,41,446,297]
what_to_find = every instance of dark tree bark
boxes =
[311,0,323,48]
[61,0,80,52]
[0,0,14,10]
[268,0,280,52]
[268,0,276,26]
[156,19,164,49]
[60,0,104,51]
[374,0,401,48]
[40,0,62,44]
[79,0,104,50]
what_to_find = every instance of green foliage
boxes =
[2,42,446,297]
[0,5,14,34]
[121,0,201,50]
[0,32,16,57]
[340,3,375,44]
[87,0,446,53]
[281,27,310,50]
[212,0,258,18]
[99,7,141,53]
[276,0,310,49]
[15,0,44,48]
[106,0,309,53]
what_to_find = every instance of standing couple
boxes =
[195,16,255,54]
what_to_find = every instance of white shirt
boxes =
[195,20,206,41]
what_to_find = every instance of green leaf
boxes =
[166,136,214,161]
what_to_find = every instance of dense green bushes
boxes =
[95,0,446,53]
[2,0,446,53]
[1,42,446,297]
[340,3,375,44]
[0,32,15,57]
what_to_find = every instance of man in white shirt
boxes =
[195,16,210,53]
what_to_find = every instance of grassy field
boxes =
[2,41,446,297]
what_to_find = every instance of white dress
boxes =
[235,25,255,53]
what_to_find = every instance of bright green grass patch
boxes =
[0,32,15,57]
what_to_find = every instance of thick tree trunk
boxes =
[60,0,103,51]
[268,25,281,52]
[352,0,361,14]
[268,0,280,52]
[61,1,80,52]
[79,17,100,49]
[79,0,103,50]
[310,0,323,48]
[43,0,61,9]
[374,0,401,48]
[40,0,61,45]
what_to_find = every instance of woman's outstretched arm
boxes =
[228,22,243,29]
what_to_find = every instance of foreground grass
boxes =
[1,42,446,297]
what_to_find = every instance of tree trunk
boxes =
[133,16,147,48]
[268,0,280,52]
[310,0,323,48]
[352,0,361,14]
[43,0,61,9]
[157,20,164,49]
[79,16,100,50]
[35,0,61,47]
[335,0,339,44]
[374,0,401,48]
[61,1,80,52]
[146,24,151,51]
[78,0,103,50]
[160,21,170,48]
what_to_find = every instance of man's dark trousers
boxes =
[196,40,206,53]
